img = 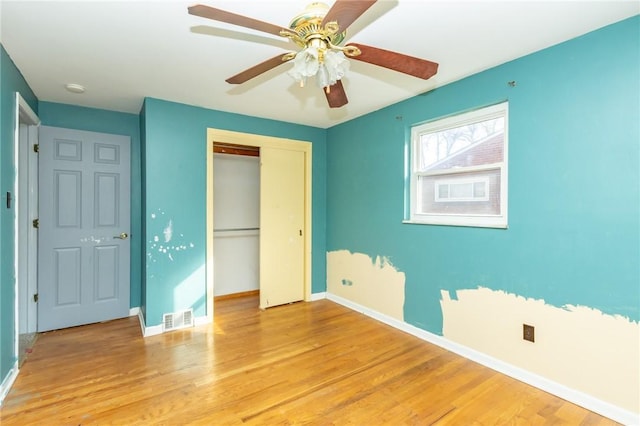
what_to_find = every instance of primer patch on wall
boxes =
[440,286,640,413]
[327,250,405,321]
[147,208,194,265]
[163,219,173,243]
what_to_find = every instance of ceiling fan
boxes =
[188,1,439,108]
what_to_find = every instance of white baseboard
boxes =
[136,310,154,336]
[0,361,19,407]
[309,292,326,301]
[136,311,210,338]
[325,292,639,425]
[129,307,140,317]
[194,315,212,327]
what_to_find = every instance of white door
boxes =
[38,126,130,331]
[259,147,305,309]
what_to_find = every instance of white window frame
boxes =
[434,176,490,203]
[405,102,508,228]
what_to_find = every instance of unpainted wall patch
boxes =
[440,286,639,413]
[327,250,406,321]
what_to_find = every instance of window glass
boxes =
[407,102,508,228]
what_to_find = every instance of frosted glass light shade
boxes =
[288,47,349,88]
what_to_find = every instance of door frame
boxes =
[14,93,40,359]
[205,128,312,319]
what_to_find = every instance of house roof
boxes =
[428,132,504,171]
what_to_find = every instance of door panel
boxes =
[95,245,118,300]
[38,126,130,331]
[259,147,305,309]
[55,247,81,305]
[55,170,81,227]
[95,173,119,226]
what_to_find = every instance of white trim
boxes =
[419,162,502,178]
[434,176,490,203]
[402,218,508,229]
[143,325,163,337]
[413,102,508,135]
[409,102,508,229]
[194,315,211,327]
[206,132,214,329]
[14,94,41,334]
[137,311,210,338]
[137,310,162,337]
[309,292,327,301]
[10,93,40,406]
[129,307,140,317]
[0,361,19,407]
[136,310,147,336]
[16,93,40,124]
[207,128,313,307]
[326,292,639,425]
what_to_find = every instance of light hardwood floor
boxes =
[1,295,619,425]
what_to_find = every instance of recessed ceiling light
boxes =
[65,83,85,94]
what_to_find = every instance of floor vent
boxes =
[162,309,194,332]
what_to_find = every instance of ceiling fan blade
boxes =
[321,0,377,32]
[226,54,292,84]
[188,4,291,37]
[347,43,439,80]
[324,80,348,108]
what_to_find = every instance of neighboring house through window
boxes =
[406,102,508,228]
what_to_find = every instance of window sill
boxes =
[402,219,508,229]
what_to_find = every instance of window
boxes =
[435,177,490,202]
[406,102,508,228]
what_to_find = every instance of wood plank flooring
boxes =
[1,295,619,425]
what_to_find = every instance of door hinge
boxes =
[33,293,38,303]
[33,144,39,153]
[32,218,39,228]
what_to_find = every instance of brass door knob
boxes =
[114,232,128,240]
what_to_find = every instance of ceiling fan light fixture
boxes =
[288,45,349,89]
[316,49,349,89]
[288,46,320,85]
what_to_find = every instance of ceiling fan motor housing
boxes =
[288,2,346,48]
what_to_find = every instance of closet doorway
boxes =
[212,144,260,298]
[206,129,312,314]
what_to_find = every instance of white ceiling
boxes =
[1,1,638,128]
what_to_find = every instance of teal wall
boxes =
[0,45,38,382]
[2,13,637,406]
[141,98,327,327]
[37,102,142,309]
[326,16,640,333]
